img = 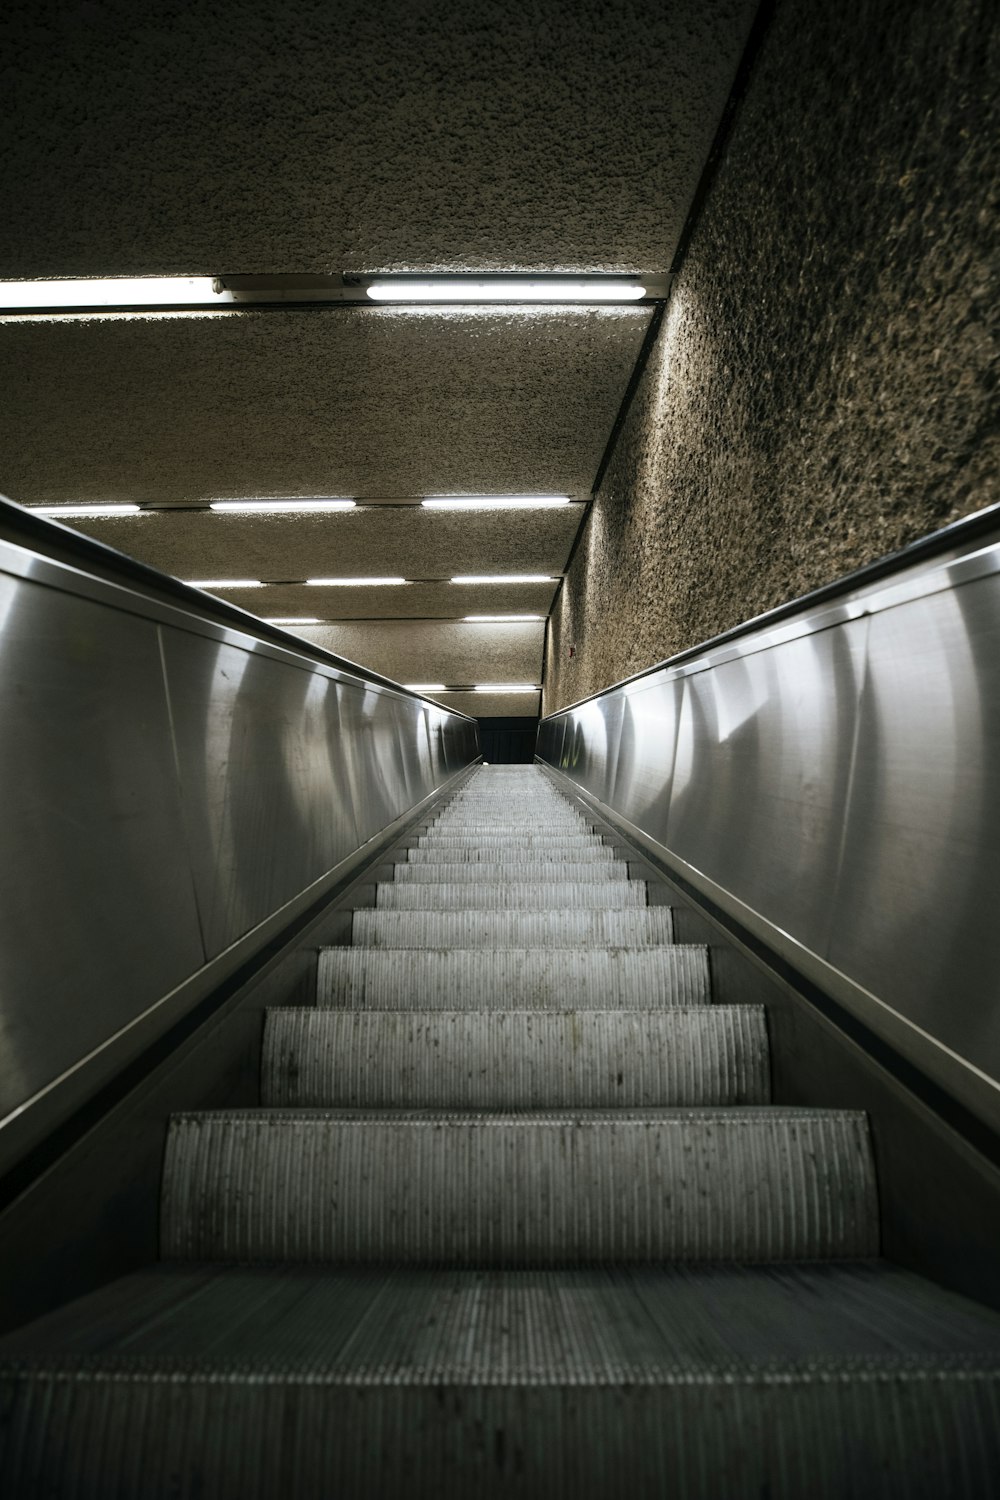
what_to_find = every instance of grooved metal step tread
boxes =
[417,835,607,850]
[5,1363,995,1500]
[261,1007,770,1108]
[393,862,631,883]
[375,881,648,910]
[431,823,592,834]
[408,843,616,861]
[316,945,709,1009]
[160,1109,877,1263]
[5,1263,998,1370]
[353,908,676,948]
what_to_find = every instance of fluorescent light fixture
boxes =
[464,614,544,622]
[0,276,223,309]
[209,498,355,514]
[185,578,264,589]
[422,496,571,510]
[305,576,407,587]
[29,503,143,518]
[473,684,540,693]
[264,617,321,625]
[366,278,646,303]
[404,683,447,692]
[452,574,554,585]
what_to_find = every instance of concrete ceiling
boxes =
[57,505,584,580]
[0,0,757,278]
[1,0,758,713]
[0,309,650,505]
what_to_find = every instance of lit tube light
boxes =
[306,576,407,586]
[29,503,143,517]
[366,279,646,303]
[185,579,264,589]
[452,574,554,585]
[464,614,544,622]
[0,277,224,309]
[264,617,321,625]
[473,684,540,693]
[404,683,447,692]
[422,496,571,510]
[209,499,355,514]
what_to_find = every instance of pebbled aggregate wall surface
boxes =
[544,0,999,712]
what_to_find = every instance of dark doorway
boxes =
[477,717,539,764]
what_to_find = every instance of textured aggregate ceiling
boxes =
[0,0,758,278]
[59,507,584,581]
[0,309,649,506]
[294,621,545,685]
[213,580,558,621]
[1,0,759,711]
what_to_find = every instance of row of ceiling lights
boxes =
[28,496,573,518]
[403,685,539,694]
[187,576,552,588]
[1,276,649,310]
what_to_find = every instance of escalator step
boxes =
[407,842,616,861]
[375,881,648,910]
[353,907,676,947]
[392,861,630,883]
[161,1108,878,1263]
[261,1007,770,1108]
[316,944,709,1008]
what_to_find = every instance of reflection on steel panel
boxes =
[539,531,1000,1133]
[0,572,204,1119]
[829,579,1000,1080]
[0,535,477,1168]
[161,633,363,958]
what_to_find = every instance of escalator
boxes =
[1,764,999,1496]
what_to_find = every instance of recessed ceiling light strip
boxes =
[185,578,264,589]
[367,278,646,303]
[210,499,355,513]
[28,503,144,517]
[451,574,554,585]
[422,496,570,510]
[306,576,407,587]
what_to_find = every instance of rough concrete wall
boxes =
[544,0,999,712]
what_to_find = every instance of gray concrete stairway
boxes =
[1,764,999,1497]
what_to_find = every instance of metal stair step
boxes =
[2,1263,998,1499]
[261,1007,770,1108]
[353,907,676,947]
[375,881,648,910]
[316,945,710,1008]
[407,842,616,861]
[160,1108,878,1263]
[392,861,630,883]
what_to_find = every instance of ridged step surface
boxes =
[262,1008,769,1107]
[317,945,710,1009]
[407,841,616,861]
[375,881,648,910]
[2,1265,998,1498]
[354,907,675,947]
[393,861,630,883]
[418,831,607,846]
[161,1109,877,1263]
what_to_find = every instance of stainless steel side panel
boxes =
[0,539,477,1170]
[0,571,205,1120]
[539,534,1000,1133]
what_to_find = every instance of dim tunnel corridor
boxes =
[1,0,999,1493]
